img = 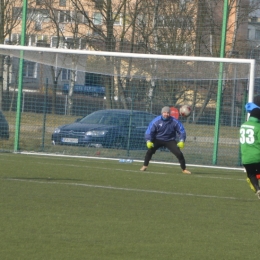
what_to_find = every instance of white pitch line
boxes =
[0,156,246,180]
[0,155,247,184]
[17,152,245,171]
[34,161,246,181]
[4,178,254,201]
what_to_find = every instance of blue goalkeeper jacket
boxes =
[145,115,186,142]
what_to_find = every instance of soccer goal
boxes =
[0,44,256,168]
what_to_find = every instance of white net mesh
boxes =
[0,45,251,80]
[0,44,255,167]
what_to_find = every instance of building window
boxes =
[59,0,66,7]
[65,10,72,22]
[62,69,71,80]
[35,21,42,31]
[36,0,43,5]
[59,11,65,23]
[113,13,122,26]
[15,8,50,22]
[64,37,80,49]
[72,11,83,23]
[23,61,37,78]
[59,23,65,33]
[61,69,77,81]
[51,36,66,48]
[179,2,185,10]
[12,7,22,20]
[51,36,58,48]
[85,72,102,86]
[56,10,72,23]
[11,34,21,44]
[28,35,36,46]
[93,12,102,25]
[82,12,89,23]
[27,9,50,22]
[38,9,50,22]
[157,15,165,27]
[178,17,193,29]
[80,39,87,50]
[184,43,192,55]
[137,14,147,27]
[255,29,260,40]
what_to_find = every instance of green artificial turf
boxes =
[0,153,258,260]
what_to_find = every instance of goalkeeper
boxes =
[140,106,191,174]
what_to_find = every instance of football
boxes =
[179,105,191,117]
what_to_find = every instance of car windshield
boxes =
[79,111,156,127]
[79,112,129,126]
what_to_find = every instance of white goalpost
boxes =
[0,44,256,167]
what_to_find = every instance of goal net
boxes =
[0,44,255,168]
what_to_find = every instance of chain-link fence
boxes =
[0,47,252,168]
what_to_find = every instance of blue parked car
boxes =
[51,109,156,149]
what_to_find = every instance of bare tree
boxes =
[0,0,25,110]
[69,0,131,109]
[4,0,258,120]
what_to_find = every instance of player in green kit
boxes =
[240,98,260,199]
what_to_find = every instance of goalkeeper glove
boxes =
[177,141,185,149]
[146,141,154,149]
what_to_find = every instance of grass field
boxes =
[1,152,259,260]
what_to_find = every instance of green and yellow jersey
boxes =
[240,117,260,164]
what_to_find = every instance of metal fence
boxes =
[0,78,247,168]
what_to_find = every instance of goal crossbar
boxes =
[0,44,255,102]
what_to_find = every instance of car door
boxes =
[128,112,156,149]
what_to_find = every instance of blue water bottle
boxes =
[119,159,133,163]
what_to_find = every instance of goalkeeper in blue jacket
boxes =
[140,106,191,174]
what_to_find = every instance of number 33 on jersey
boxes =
[240,125,255,144]
[240,118,260,165]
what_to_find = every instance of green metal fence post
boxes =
[212,0,228,165]
[14,0,27,152]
